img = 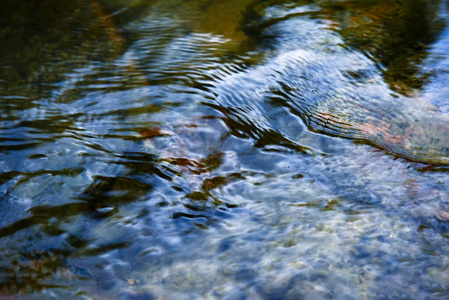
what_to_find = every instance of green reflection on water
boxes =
[316,0,445,94]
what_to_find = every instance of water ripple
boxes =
[2,0,449,298]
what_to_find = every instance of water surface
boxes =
[2,0,449,298]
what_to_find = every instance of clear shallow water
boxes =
[1,0,449,298]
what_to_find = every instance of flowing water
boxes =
[2,0,449,298]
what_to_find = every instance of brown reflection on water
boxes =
[139,115,243,214]
[194,0,254,43]
[1,251,68,296]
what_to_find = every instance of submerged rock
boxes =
[306,94,449,165]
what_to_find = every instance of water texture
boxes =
[1,0,449,298]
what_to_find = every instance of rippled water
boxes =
[2,0,449,298]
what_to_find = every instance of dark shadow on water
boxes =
[0,0,151,103]
[239,0,446,94]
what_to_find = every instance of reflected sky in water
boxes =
[1,0,449,298]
